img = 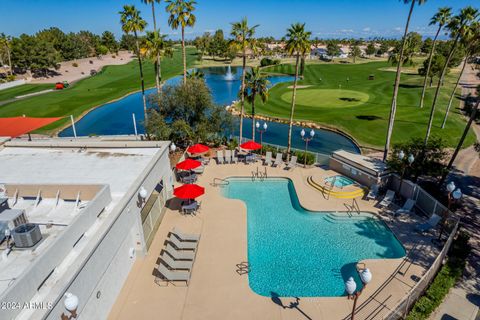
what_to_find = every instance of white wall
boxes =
[0,80,26,91]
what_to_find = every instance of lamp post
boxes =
[170,142,177,154]
[300,128,315,168]
[255,122,267,155]
[345,268,372,320]
[438,184,462,241]
[61,292,79,320]
[397,150,414,197]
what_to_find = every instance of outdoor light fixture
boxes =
[61,292,79,319]
[407,154,415,164]
[447,181,456,193]
[452,189,462,200]
[397,150,414,196]
[300,128,315,168]
[345,268,373,320]
[398,150,405,160]
[255,122,268,155]
[170,142,176,153]
[139,186,148,200]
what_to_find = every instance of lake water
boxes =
[59,66,360,154]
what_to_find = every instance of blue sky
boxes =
[1,0,477,39]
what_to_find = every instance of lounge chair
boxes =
[416,214,442,233]
[192,165,204,174]
[366,184,379,200]
[168,234,198,250]
[171,227,200,242]
[165,244,195,260]
[394,199,416,216]
[264,151,272,166]
[160,252,194,270]
[181,174,197,184]
[272,153,283,167]
[379,190,395,208]
[224,150,232,164]
[216,150,225,164]
[155,263,190,286]
[181,201,199,214]
[231,150,238,163]
[286,156,297,170]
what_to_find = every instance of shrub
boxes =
[293,150,315,165]
[72,62,79,67]
[260,57,280,67]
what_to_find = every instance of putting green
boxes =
[280,89,369,108]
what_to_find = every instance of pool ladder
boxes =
[322,176,337,200]
[212,177,229,187]
[346,198,361,216]
[251,167,268,181]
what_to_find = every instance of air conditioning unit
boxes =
[0,209,28,242]
[12,223,42,248]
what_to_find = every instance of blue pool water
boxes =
[325,175,355,188]
[222,178,405,297]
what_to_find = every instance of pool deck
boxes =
[108,161,440,320]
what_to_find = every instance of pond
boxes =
[59,66,360,155]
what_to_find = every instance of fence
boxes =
[383,219,459,320]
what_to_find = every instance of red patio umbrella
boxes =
[176,159,202,170]
[187,143,209,154]
[240,141,262,150]
[173,184,205,199]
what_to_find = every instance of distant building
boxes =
[0,136,173,319]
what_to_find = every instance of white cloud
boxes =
[362,27,371,32]
[394,27,402,32]
[339,29,354,33]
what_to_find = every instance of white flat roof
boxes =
[332,150,387,177]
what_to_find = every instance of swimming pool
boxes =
[324,175,355,188]
[222,178,405,297]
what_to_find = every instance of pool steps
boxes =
[307,176,367,199]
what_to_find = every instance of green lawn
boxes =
[0,47,197,133]
[0,84,53,102]
[252,61,475,149]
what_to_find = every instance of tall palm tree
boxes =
[419,7,452,109]
[230,18,259,143]
[144,30,173,94]
[424,6,478,146]
[141,0,163,93]
[119,5,148,121]
[441,21,479,128]
[166,0,196,84]
[186,68,204,80]
[285,23,311,158]
[242,67,270,141]
[383,0,426,162]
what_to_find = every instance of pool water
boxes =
[222,178,405,297]
[325,175,355,188]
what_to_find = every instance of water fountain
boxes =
[224,65,235,81]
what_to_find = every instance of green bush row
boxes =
[260,57,281,67]
[250,144,316,165]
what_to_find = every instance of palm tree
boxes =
[424,6,478,146]
[242,67,270,141]
[0,33,12,76]
[166,0,196,84]
[144,30,174,94]
[419,7,452,109]
[285,23,311,158]
[141,0,163,93]
[119,5,148,121]
[441,21,479,128]
[230,18,259,143]
[383,0,426,162]
[186,68,204,80]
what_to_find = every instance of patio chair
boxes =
[286,156,297,170]
[171,227,200,242]
[216,150,225,164]
[415,214,442,234]
[272,153,283,167]
[160,252,194,270]
[181,201,199,214]
[231,150,238,163]
[263,151,272,166]
[192,165,205,174]
[165,244,195,260]
[366,184,379,201]
[394,199,416,216]
[168,234,198,250]
[224,150,232,164]
[155,263,190,286]
[379,190,395,208]
[181,174,197,184]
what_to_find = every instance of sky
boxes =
[1,0,478,40]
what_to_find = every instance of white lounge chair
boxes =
[171,227,200,242]
[416,214,442,233]
[165,244,195,260]
[224,150,232,164]
[160,252,194,270]
[272,153,283,167]
[379,190,395,208]
[264,151,272,166]
[394,199,416,216]
[286,156,297,170]
[366,184,379,200]
[216,150,225,164]
[155,263,190,285]
[168,234,198,250]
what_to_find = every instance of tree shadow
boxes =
[339,97,361,102]
[356,115,382,121]
[398,84,423,89]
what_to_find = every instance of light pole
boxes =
[170,142,177,154]
[397,150,414,196]
[438,183,462,241]
[300,128,315,168]
[345,268,372,320]
[61,292,79,320]
[256,121,267,155]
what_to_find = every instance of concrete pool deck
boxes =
[109,161,440,320]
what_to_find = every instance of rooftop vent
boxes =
[12,223,42,248]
